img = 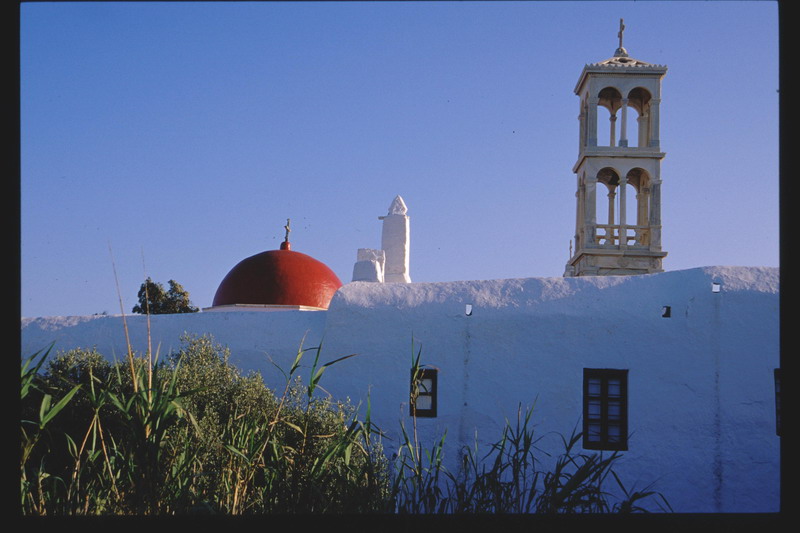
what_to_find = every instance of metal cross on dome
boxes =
[618,18,625,49]
[283,218,291,243]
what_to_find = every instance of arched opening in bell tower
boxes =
[625,167,652,246]
[625,87,653,148]
[593,167,653,247]
[589,86,655,149]
[596,167,620,245]
[596,87,623,147]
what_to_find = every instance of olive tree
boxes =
[132,278,199,314]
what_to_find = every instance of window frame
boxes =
[583,368,629,451]
[410,368,438,418]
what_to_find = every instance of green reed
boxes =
[20,335,668,514]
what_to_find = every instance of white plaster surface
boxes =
[356,248,386,263]
[21,266,780,512]
[379,196,411,283]
[352,248,385,282]
[386,195,408,215]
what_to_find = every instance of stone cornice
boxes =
[575,62,668,94]
[572,148,666,173]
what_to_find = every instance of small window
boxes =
[410,368,437,418]
[583,368,628,451]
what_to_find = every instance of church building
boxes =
[564,21,667,277]
[21,23,780,513]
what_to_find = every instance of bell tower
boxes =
[564,20,668,277]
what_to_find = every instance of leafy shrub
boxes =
[132,278,199,314]
[20,335,667,515]
[20,335,390,514]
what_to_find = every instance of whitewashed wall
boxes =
[21,266,780,512]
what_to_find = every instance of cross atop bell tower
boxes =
[564,21,668,277]
[616,18,627,56]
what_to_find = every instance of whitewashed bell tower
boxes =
[564,20,668,277]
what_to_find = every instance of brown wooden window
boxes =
[410,368,437,418]
[583,368,628,451]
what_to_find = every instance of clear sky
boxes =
[20,1,779,318]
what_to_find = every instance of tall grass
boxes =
[20,345,81,515]
[388,341,671,514]
[20,334,669,515]
[391,399,671,514]
[20,334,391,515]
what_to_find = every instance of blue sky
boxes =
[20,1,779,318]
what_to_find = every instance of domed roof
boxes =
[212,241,343,310]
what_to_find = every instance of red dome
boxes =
[212,245,343,309]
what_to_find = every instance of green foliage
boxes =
[20,346,82,515]
[44,347,111,386]
[391,345,671,514]
[132,277,199,314]
[19,335,669,515]
[19,335,390,515]
[235,339,389,513]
